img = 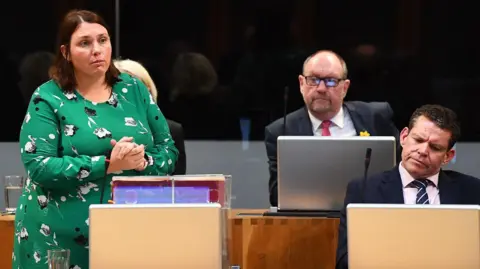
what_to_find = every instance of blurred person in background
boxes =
[115,58,186,174]
[18,51,55,109]
[168,52,241,140]
[13,10,178,269]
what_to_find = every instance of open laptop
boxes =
[276,136,396,214]
[347,204,480,269]
[89,203,224,269]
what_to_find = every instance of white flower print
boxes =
[19,227,28,241]
[39,224,51,236]
[93,128,112,139]
[33,251,41,263]
[147,155,154,166]
[77,182,97,201]
[77,168,90,180]
[125,117,137,127]
[64,92,77,100]
[64,125,79,136]
[24,135,37,154]
[37,195,48,209]
[107,92,118,107]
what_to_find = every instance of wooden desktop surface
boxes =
[0,215,15,269]
[0,210,340,269]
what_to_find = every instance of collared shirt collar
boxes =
[308,106,345,131]
[399,161,439,188]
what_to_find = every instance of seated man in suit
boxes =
[265,50,400,207]
[335,104,480,269]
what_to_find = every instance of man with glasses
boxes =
[265,50,400,207]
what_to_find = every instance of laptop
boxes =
[276,136,396,212]
[89,203,224,269]
[347,204,480,269]
[444,142,480,179]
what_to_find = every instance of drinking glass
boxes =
[3,175,24,213]
[48,249,70,269]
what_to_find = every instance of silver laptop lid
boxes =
[277,136,396,211]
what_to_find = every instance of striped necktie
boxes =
[409,179,433,204]
[409,179,433,205]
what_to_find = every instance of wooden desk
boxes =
[228,211,340,269]
[0,215,14,269]
[1,210,340,269]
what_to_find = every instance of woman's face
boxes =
[62,22,112,77]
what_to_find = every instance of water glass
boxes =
[48,249,70,269]
[4,175,24,213]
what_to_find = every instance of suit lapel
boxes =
[292,107,314,136]
[438,171,461,204]
[380,167,405,203]
[344,102,374,136]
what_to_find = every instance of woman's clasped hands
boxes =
[106,137,147,174]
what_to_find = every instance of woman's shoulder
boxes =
[114,72,141,92]
[30,79,64,101]
[115,72,152,102]
[117,72,134,83]
[36,79,61,92]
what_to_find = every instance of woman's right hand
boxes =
[107,137,145,174]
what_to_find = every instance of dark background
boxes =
[1,0,478,141]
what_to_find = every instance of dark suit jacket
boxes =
[167,119,186,175]
[335,167,480,269]
[264,101,401,206]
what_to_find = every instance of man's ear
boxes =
[60,45,69,61]
[341,79,350,99]
[443,148,455,165]
[399,127,409,147]
[298,75,305,94]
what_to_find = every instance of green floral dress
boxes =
[12,73,178,269]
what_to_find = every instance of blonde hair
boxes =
[114,59,158,102]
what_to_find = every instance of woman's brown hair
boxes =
[49,9,120,92]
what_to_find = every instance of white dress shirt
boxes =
[308,107,357,137]
[399,162,440,204]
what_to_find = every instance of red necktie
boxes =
[320,120,332,136]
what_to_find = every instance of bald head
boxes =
[302,50,348,79]
[298,49,351,121]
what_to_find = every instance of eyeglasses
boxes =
[303,76,344,87]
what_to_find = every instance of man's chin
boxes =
[405,160,430,177]
[310,103,331,113]
[409,158,428,168]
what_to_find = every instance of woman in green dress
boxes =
[12,10,178,269]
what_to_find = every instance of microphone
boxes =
[361,148,372,202]
[283,86,289,136]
